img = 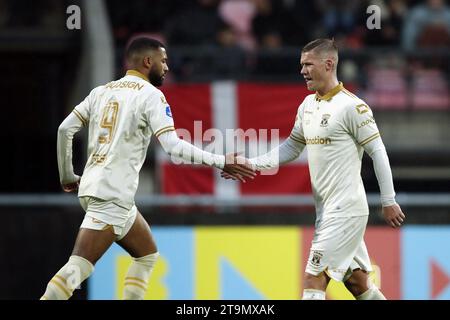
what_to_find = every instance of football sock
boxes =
[302,289,326,300]
[40,255,94,300]
[123,252,159,300]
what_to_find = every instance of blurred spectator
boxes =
[252,0,313,47]
[39,0,65,30]
[252,0,283,47]
[2,0,67,30]
[364,0,407,46]
[211,24,247,77]
[219,0,256,50]
[402,0,450,50]
[277,0,318,46]
[165,0,225,46]
[316,0,361,38]
[108,0,183,46]
[0,0,10,28]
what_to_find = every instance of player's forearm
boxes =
[158,130,225,169]
[365,139,397,207]
[57,113,83,184]
[248,136,305,170]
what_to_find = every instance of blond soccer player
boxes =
[222,39,405,300]
[41,37,255,300]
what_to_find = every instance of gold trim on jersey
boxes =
[125,277,147,285]
[289,134,306,145]
[124,281,147,291]
[360,132,380,146]
[342,88,358,99]
[126,70,149,82]
[73,110,87,126]
[154,125,175,137]
[315,82,343,101]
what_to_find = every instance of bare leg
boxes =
[344,269,386,300]
[344,269,370,297]
[116,211,157,257]
[302,271,330,300]
[41,227,116,300]
[72,227,117,264]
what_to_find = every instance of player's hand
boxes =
[222,153,256,183]
[382,204,405,228]
[61,176,80,193]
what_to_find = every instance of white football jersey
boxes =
[290,82,380,220]
[72,70,175,209]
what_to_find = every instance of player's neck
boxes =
[317,79,340,97]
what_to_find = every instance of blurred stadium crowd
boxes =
[2,0,450,49]
[1,0,450,78]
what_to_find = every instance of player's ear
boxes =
[143,55,153,69]
[325,58,334,72]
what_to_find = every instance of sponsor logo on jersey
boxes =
[356,104,370,114]
[105,81,144,91]
[357,116,375,129]
[166,106,172,118]
[305,136,331,145]
[320,114,331,127]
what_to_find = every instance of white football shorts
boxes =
[305,215,372,282]
[79,196,137,241]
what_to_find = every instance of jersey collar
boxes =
[315,82,343,101]
[126,70,149,82]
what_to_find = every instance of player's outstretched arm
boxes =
[157,130,256,182]
[221,136,305,182]
[57,112,84,192]
[221,154,257,183]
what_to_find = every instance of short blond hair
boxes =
[302,38,339,70]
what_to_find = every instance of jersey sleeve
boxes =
[145,91,175,137]
[289,101,306,145]
[72,87,99,126]
[344,102,380,147]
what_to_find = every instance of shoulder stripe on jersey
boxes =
[359,132,380,146]
[72,110,87,126]
[154,126,175,137]
[290,134,306,145]
[342,88,358,99]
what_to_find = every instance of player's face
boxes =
[149,47,169,87]
[300,51,327,92]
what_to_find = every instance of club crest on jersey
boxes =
[311,251,323,267]
[165,106,172,118]
[320,114,331,127]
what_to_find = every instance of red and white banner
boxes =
[159,82,313,196]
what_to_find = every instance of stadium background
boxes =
[1,0,450,300]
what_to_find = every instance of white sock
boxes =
[123,252,159,300]
[356,286,386,300]
[40,255,94,300]
[302,289,326,300]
